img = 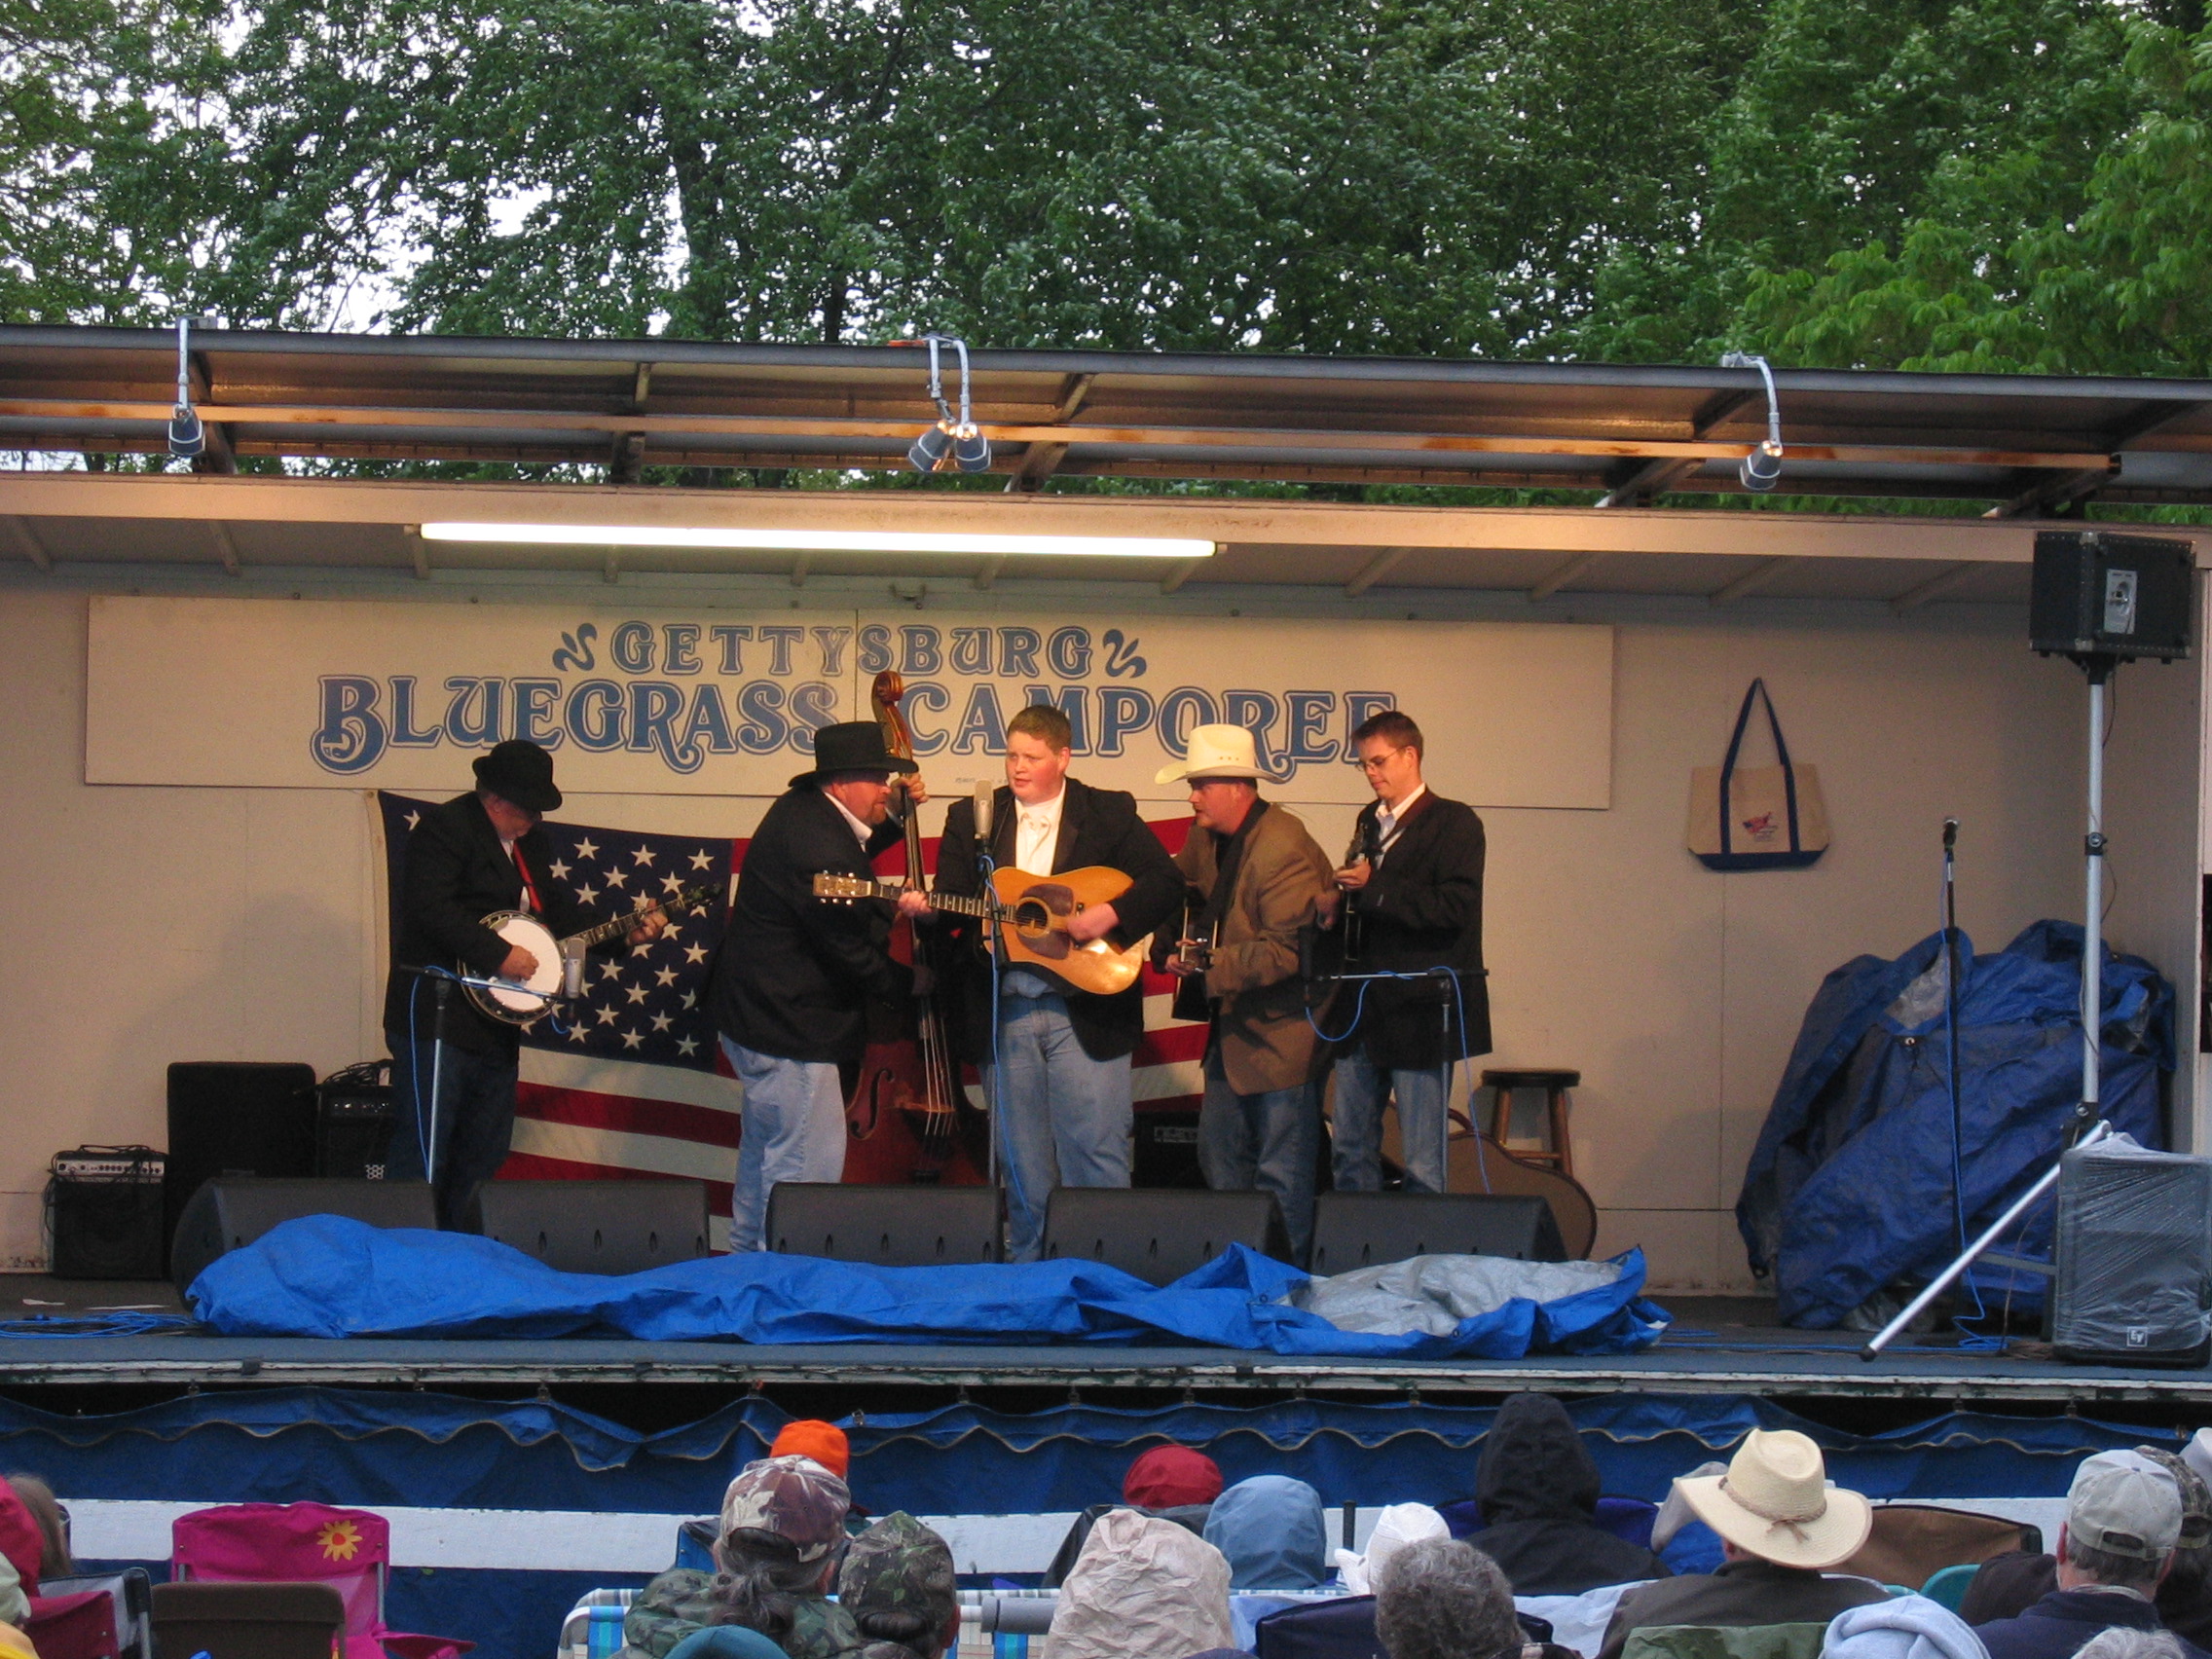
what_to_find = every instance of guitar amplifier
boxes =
[46,1145,167,1279]
[315,1062,394,1179]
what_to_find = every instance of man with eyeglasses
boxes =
[1320,709,1491,1194]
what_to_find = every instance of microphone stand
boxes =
[1309,964,1462,1192]
[395,964,556,1186]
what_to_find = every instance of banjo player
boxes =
[382,740,667,1224]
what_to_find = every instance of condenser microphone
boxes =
[560,937,587,1001]
[973,779,996,844]
[1943,817,1959,850]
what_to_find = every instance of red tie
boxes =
[510,842,544,914]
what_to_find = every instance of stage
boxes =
[6,1276,2208,1407]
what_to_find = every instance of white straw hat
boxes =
[1675,1428,1871,1570]
[1156,722,1264,784]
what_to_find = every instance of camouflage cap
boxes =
[719,1455,852,1564]
[2139,1446,2212,1551]
[837,1511,957,1627]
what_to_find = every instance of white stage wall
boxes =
[4,584,2184,1290]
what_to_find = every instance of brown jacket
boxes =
[1173,800,1333,1095]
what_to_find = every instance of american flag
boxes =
[377,793,1204,1248]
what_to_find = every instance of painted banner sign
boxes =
[87,596,1613,807]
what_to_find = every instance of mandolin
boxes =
[812,864,1148,999]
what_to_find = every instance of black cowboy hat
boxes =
[473,739,564,812]
[790,720,920,789]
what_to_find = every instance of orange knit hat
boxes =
[771,1419,851,1480]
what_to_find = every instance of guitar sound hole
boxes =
[1013,900,1051,936]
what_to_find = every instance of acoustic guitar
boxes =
[811,865,1147,999]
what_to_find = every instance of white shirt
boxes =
[1013,787,1066,875]
[827,792,875,851]
[1372,784,1427,865]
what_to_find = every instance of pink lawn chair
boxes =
[171,1503,473,1659]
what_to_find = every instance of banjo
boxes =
[466,882,719,1025]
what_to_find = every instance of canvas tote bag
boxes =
[1686,679,1829,870]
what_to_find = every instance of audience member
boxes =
[1974,1453,2207,1659]
[1597,1430,1883,1659]
[620,1456,860,1659]
[1824,1595,1990,1659]
[0,1566,21,1640]
[1965,1450,2212,1646]
[1124,1447,1225,1511]
[1203,1475,1330,1591]
[2,1481,69,1582]
[1468,1392,1672,1596]
[0,1616,36,1659]
[665,1632,789,1659]
[2076,1635,2187,1659]
[1046,1508,1235,1659]
[837,1513,958,1659]
[1375,1537,1524,1659]
[1339,1501,1450,1595]
[0,1482,39,1629]
[769,1423,851,1482]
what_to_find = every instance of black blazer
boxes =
[382,793,600,1055]
[934,776,1185,1062]
[707,786,912,1066]
[1336,790,1493,1068]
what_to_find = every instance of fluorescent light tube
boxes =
[418,523,1215,560]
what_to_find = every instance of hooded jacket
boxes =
[1467,1393,1670,1596]
[1976,1587,2212,1659]
[1202,1475,1330,1591]
[1045,1509,1235,1659]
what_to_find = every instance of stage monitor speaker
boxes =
[314,1066,394,1180]
[46,1146,167,1279]
[1043,1187,1289,1285]
[169,1176,436,1299]
[466,1178,711,1274]
[767,1182,1002,1267]
[2031,530,2194,663]
[1308,1191,1567,1275]
[2053,1141,2212,1367]
[165,1062,318,1258]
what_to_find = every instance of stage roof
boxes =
[1,326,2208,604]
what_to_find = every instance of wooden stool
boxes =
[1483,1068,1580,1176]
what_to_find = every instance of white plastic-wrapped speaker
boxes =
[2053,1135,2212,1366]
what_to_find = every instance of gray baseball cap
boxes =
[2069,1450,2184,1561]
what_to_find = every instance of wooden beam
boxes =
[1710,556,1791,605]
[1985,459,2120,520]
[183,353,237,474]
[1890,562,1987,613]
[603,547,621,585]
[1344,546,1408,598]
[5,515,52,570]
[1005,373,1096,493]
[974,555,1006,590]
[1160,556,1205,595]
[404,523,430,580]
[1596,459,1701,509]
[790,552,812,588]
[1530,550,1604,601]
[206,519,242,576]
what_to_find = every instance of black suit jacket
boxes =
[934,777,1185,1063]
[383,793,601,1056]
[1336,790,1493,1068]
[707,786,912,1066]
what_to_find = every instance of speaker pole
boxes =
[426,974,454,1188]
[2079,657,2112,1135]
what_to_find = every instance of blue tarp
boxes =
[1737,919,2172,1329]
[188,1218,1668,1358]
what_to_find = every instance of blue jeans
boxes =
[1198,1046,1319,1265]
[721,1038,847,1252]
[1331,1049,1450,1195]
[985,979,1133,1262]
[385,1031,519,1227]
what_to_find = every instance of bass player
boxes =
[925,704,1184,1262]
[383,740,666,1225]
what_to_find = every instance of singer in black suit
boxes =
[707,720,931,1249]
[1321,710,1491,1193]
[383,740,664,1224]
[928,704,1184,1260]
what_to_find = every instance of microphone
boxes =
[1943,818,1959,850]
[560,937,587,1002]
[973,779,996,844]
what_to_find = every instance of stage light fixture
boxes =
[1720,351,1785,493]
[416,523,1217,560]
[167,314,205,460]
[895,333,990,474]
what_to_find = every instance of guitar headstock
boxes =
[812,873,876,901]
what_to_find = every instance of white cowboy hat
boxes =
[1156,722,1264,784]
[1676,1428,1871,1569]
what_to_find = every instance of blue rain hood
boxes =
[1203,1474,1329,1590]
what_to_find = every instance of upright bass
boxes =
[841,671,976,1182]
